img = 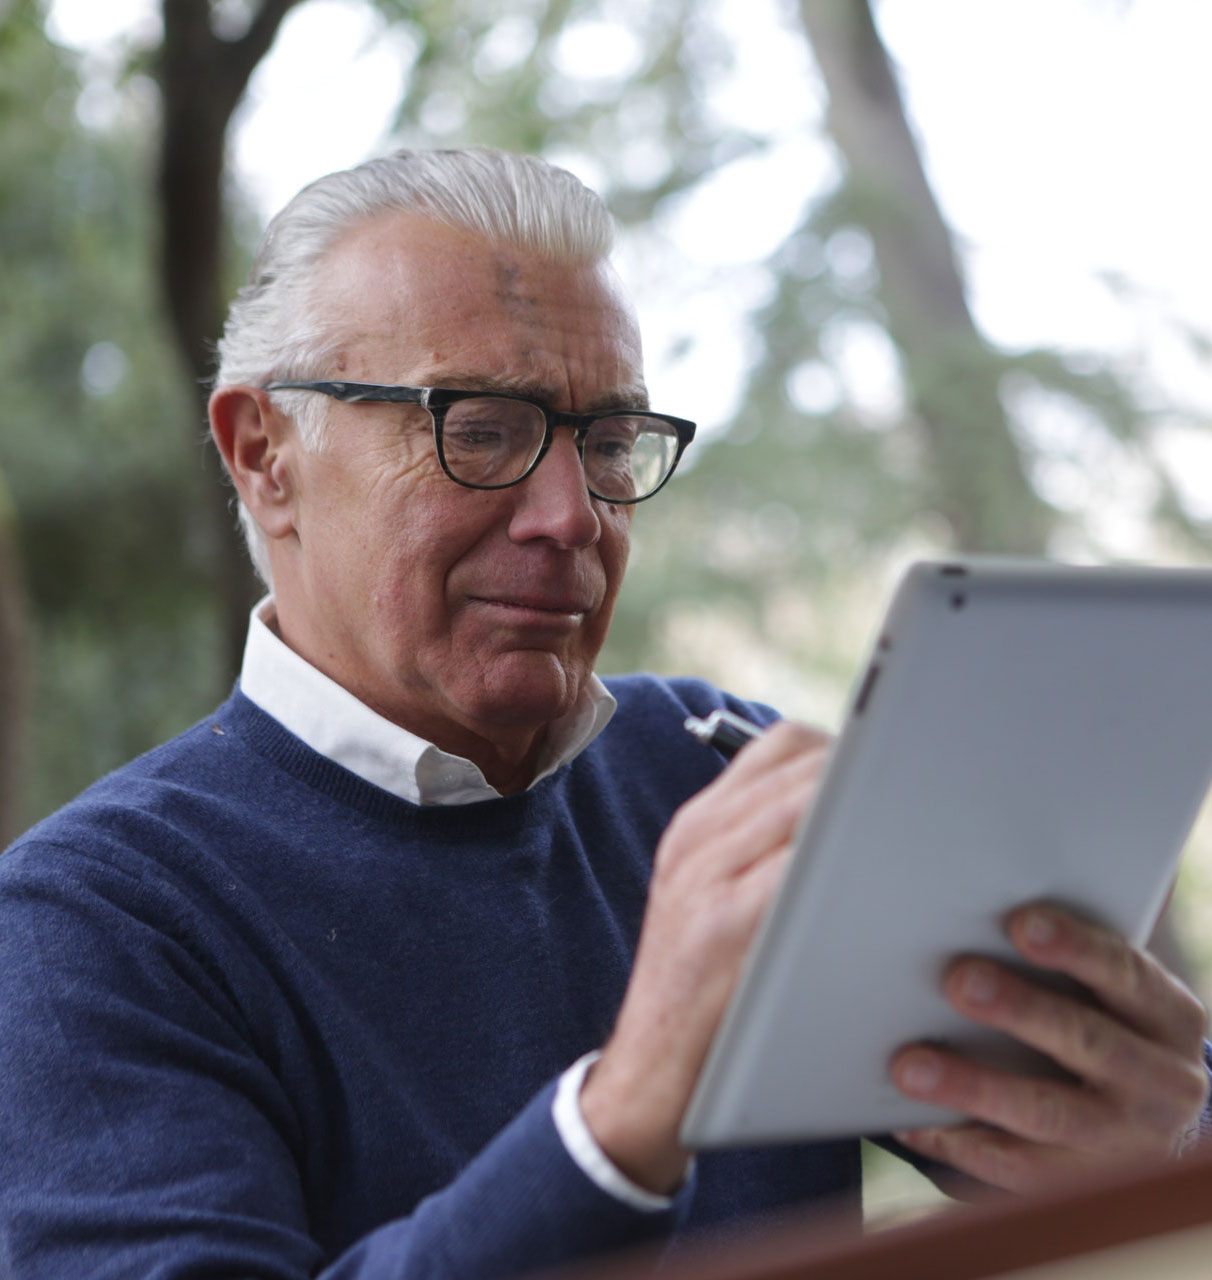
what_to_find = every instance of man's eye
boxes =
[589,420,641,460]
[450,427,504,446]
[591,437,634,460]
[445,422,512,451]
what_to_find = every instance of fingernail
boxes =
[1024,909,1058,947]
[898,1051,942,1095]
[960,962,999,1005]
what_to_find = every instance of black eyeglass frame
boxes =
[262,380,697,504]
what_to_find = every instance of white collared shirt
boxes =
[237,600,672,1211]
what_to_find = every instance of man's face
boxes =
[265,212,643,777]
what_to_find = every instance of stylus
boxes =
[683,710,765,760]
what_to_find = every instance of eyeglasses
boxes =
[262,381,697,504]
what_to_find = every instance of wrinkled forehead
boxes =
[310,211,646,401]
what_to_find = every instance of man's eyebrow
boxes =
[432,375,651,413]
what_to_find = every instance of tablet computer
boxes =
[681,558,1212,1148]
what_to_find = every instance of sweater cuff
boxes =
[326,1075,691,1279]
[554,1051,695,1212]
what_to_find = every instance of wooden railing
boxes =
[554,1143,1212,1280]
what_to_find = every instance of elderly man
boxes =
[0,148,1207,1279]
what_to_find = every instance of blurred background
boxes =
[3,0,1212,1223]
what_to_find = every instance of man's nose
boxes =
[507,429,601,549]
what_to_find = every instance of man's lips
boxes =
[467,595,594,618]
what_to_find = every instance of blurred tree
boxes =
[155,0,304,674]
[0,469,27,847]
[388,0,758,217]
[0,0,224,825]
[797,0,1050,555]
[0,6,33,844]
[590,0,1212,693]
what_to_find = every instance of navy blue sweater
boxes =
[0,675,861,1279]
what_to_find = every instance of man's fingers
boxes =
[719,719,831,779]
[891,1044,1122,1152]
[1005,905,1208,1053]
[592,716,832,1186]
[658,766,807,873]
[887,906,1212,1194]
[658,723,829,880]
[935,957,1209,1125]
[892,1119,1092,1196]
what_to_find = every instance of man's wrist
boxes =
[575,1049,693,1197]
[552,1053,690,1210]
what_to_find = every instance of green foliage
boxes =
[379,0,764,222]
[0,1,222,826]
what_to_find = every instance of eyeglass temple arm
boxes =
[262,381,428,405]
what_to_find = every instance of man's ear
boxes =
[209,386,298,540]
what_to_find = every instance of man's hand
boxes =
[580,721,831,1194]
[889,904,1210,1195]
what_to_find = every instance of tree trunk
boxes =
[155,0,304,679]
[797,0,1051,555]
[797,0,1194,986]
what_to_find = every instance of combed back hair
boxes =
[212,147,618,585]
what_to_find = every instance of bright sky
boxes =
[46,0,1212,521]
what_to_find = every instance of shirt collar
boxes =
[238,599,616,805]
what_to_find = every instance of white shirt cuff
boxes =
[552,1051,678,1213]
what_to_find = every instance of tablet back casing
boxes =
[681,560,1212,1147]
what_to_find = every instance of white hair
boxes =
[213,147,618,585]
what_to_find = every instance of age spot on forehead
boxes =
[495,259,540,314]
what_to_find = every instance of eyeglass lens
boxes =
[439,397,679,501]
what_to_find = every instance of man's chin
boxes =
[461,650,589,731]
